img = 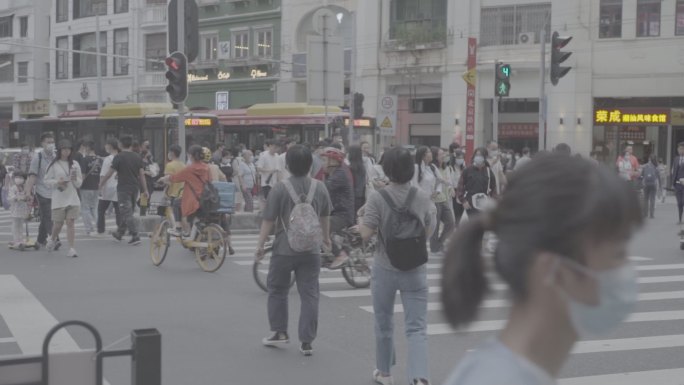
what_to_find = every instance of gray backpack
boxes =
[282,179,322,253]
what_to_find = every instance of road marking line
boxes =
[360,290,684,314]
[427,310,684,335]
[0,337,16,343]
[0,275,81,354]
[558,368,684,385]
[572,334,684,354]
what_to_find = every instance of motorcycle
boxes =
[253,228,375,292]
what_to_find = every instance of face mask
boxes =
[489,150,499,158]
[14,177,25,185]
[551,258,638,338]
[455,159,465,166]
[473,156,485,166]
[45,143,55,153]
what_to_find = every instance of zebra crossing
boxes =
[0,207,121,242]
[226,233,684,384]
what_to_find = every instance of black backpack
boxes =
[378,187,428,271]
[186,173,220,214]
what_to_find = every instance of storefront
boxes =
[498,122,539,154]
[186,64,277,110]
[592,107,670,165]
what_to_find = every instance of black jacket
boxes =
[457,165,497,206]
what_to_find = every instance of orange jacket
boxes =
[169,162,210,216]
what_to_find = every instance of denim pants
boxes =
[80,190,99,233]
[242,187,254,212]
[116,190,138,236]
[372,263,429,383]
[36,194,53,245]
[430,200,455,252]
[267,253,321,343]
[643,185,656,217]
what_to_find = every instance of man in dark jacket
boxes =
[320,147,355,269]
[671,142,684,223]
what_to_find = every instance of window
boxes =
[201,34,218,62]
[115,0,129,14]
[0,16,13,38]
[17,62,28,83]
[390,0,447,44]
[0,54,13,83]
[73,32,107,78]
[233,31,249,58]
[637,0,660,37]
[56,36,68,79]
[600,0,622,38]
[56,0,68,22]
[145,33,166,71]
[74,0,107,19]
[677,0,684,35]
[114,29,129,75]
[411,98,441,113]
[19,16,28,38]
[256,29,272,57]
[480,3,550,46]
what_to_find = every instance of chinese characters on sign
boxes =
[184,118,212,126]
[465,37,477,160]
[498,123,539,139]
[605,126,646,141]
[594,109,670,125]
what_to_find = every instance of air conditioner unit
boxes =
[518,32,535,45]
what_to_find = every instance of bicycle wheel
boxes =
[253,247,296,292]
[194,224,227,272]
[341,247,372,289]
[150,219,171,266]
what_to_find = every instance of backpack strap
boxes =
[282,179,304,204]
[305,179,317,204]
[379,187,417,213]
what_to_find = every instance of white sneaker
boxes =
[373,369,394,385]
[46,240,55,252]
[67,248,78,258]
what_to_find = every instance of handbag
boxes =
[470,167,493,211]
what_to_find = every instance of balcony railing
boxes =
[140,6,167,26]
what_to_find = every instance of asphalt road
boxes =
[1,198,684,385]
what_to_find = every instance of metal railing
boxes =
[140,6,167,26]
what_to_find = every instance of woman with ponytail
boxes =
[441,153,643,384]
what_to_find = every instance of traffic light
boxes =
[353,92,364,119]
[494,62,511,97]
[550,31,572,86]
[165,51,188,104]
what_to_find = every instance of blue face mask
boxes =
[455,159,465,166]
[474,156,485,166]
[549,258,638,338]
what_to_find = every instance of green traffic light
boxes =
[497,81,509,96]
[501,65,510,78]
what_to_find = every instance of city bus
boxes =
[9,103,221,166]
[211,103,377,152]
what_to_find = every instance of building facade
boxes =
[276,0,684,164]
[186,0,281,110]
[0,0,51,146]
[49,0,169,115]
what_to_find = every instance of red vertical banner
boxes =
[465,37,477,162]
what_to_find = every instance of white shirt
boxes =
[412,163,436,196]
[488,157,506,194]
[444,338,554,385]
[277,152,290,181]
[44,160,83,209]
[515,155,531,170]
[256,151,279,187]
[239,161,257,189]
[100,154,118,202]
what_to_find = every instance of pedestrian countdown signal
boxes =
[495,63,511,97]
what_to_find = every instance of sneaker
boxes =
[129,236,141,246]
[46,240,55,252]
[262,332,289,346]
[299,342,313,356]
[53,240,62,251]
[36,242,46,250]
[228,245,235,255]
[67,248,78,258]
[372,369,394,385]
[112,231,123,242]
[167,228,181,237]
[412,379,430,385]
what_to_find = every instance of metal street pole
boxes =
[96,12,102,110]
[538,29,547,151]
[323,14,329,139]
[347,12,356,147]
[492,61,499,143]
[177,0,186,159]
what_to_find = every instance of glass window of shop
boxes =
[593,125,667,166]
[637,0,660,37]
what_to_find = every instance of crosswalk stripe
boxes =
[427,310,684,335]
[0,337,16,344]
[571,334,684,354]
[360,290,684,314]
[558,368,684,385]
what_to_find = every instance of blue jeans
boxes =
[80,190,99,233]
[372,263,429,383]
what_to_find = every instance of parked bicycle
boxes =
[253,227,375,291]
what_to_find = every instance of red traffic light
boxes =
[165,57,180,71]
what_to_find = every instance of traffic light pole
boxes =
[347,12,356,147]
[538,29,547,151]
[493,61,499,143]
[177,0,186,159]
